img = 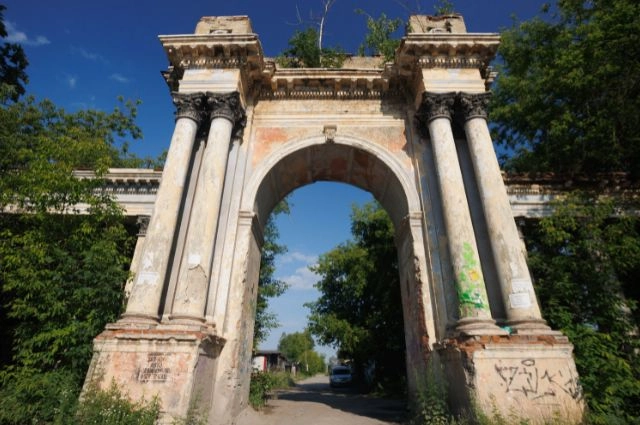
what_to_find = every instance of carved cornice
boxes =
[160,34,264,88]
[458,92,491,121]
[256,66,405,101]
[394,33,500,84]
[206,91,247,139]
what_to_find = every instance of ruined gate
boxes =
[84,15,584,424]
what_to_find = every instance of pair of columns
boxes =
[417,91,549,334]
[122,91,245,325]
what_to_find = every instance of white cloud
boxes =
[279,251,318,265]
[281,266,320,291]
[66,75,77,89]
[110,73,130,83]
[71,46,108,63]
[5,21,50,46]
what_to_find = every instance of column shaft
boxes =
[171,92,245,323]
[418,92,503,335]
[171,118,233,321]
[460,92,549,332]
[122,93,205,322]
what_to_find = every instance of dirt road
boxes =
[236,374,407,425]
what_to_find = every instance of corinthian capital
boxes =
[458,92,491,121]
[416,92,456,124]
[206,92,247,139]
[172,92,207,124]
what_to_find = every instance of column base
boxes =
[455,317,508,336]
[436,334,584,424]
[166,314,207,325]
[118,312,160,325]
[84,324,225,424]
[507,318,565,336]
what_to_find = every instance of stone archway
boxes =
[84,14,584,425]
[241,134,435,395]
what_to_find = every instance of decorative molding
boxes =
[416,92,457,124]
[159,34,264,85]
[458,92,491,121]
[172,92,207,124]
[256,67,405,101]
[206,92,247,139]
[417,56,485,69]
[395,33,500,79]
[323,125,337,143]
[136,215,150,237]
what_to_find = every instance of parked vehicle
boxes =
[329,365,352,388]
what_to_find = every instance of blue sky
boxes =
[4,0,546,358]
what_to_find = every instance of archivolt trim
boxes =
[242,134,422,227]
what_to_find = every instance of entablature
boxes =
[159,15,500,100]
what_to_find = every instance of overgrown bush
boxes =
[74,381,160,425]
[276,28,345,68]
[248,371,293,409]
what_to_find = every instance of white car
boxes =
[329,366,352,388]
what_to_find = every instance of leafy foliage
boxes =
[74,381,160,425]
[276,27,345,68]
[0,87,141,423]
[491,2,640,421]
[434,0,456,16]
[356,10,402,62]
[248,371,293,409]
[524,193,640,424]
[307,201,405,392]
[491,0,640,178]
[277,330,325,376]
[254,200,290,347]
[278,329,315,361]
[0,5,28,102]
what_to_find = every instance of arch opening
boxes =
[251,139,412,233]
[231,137,434,414]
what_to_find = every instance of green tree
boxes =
[491,0,640,177]
[0,96,142,423]
[307,201,405,392]
[524,194,640,424]
[278,330,315,362]
[491,1,640,421]
[0,4,28,102]
[277,330,325,376]
[276,27,345,68]
[356,10,403,62]
[254,200,290,347]
[434,0,456,16]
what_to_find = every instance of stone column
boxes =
[124,215,150,298]
[417,92,503,335]
[122,92,205,323]
[459,92,549,332]
[171,92,246,323]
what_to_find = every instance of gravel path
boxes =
[236,374,407,425]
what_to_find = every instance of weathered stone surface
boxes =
[195,16,253,35]
[438,336,584,424]
[84,14,584,425]
[85,327,224,423]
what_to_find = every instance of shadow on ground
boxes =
[272,378,408,423]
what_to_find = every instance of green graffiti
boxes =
[455,242,488,316]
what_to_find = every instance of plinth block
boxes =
[84,325,225,423]
[437,335,584,424]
